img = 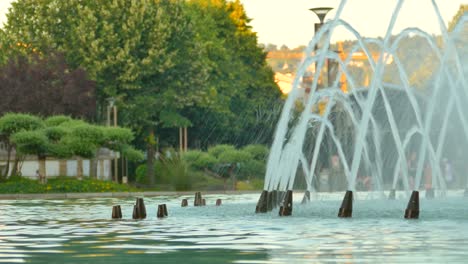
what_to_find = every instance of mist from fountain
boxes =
[263,0,467,198]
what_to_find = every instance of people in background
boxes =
[442,158,454,188]
[36,170,46,184]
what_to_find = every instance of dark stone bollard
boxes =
[279,190,293,216]
[338,190,353,218]
[301,190,310,204]
[112,205,122,219]
[202,199,206,206]
[404,191,419,219]
[132,205,140,219]
[137,198,147,218]
[216,199,222,206]
[255,190,268,213]
[157,204,168,218]
[271,190,278,208]
[194,192,203,206]
[133,198,147,219]
[267,191,273,212]
[278,191,286,206]
[388,189,396,200]
[181,199,188,207]
[425,188,434,199]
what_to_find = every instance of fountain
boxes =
[0,1,466,263]
[260,0,467,212]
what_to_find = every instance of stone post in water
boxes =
[157,204,168,218]
[338,190,353,218]
[255,190,268,213]
[194,192,203,206]
[112,205,122,219]
[279,190,293,216]
[404,191,419,219]
[133,198,147,219]
[266,191,273,212]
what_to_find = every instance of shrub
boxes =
[182,150,217,170]
[207,144,235,158]
[160,153,191,191]
[44,126,68,141]
[238,159,265,180]
[218,149,252,164]
[0,176,136,193]
[44,115,73,127]
[135,164,148,184]
[0,113,44,135]
[242,144,269,160]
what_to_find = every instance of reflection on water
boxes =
[0,192,467,263]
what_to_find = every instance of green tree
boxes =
[0,53,96,119]
[3,0,283,184]
[5,113,143,181]
[182,0,282,147]
[0,113,44,178]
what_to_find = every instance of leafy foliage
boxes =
[0,176,136,194]
[0,53,96,119]
[207,144,236,158]
[44,115,73,127]
[2,0,283,153]
[182,150,218,170]
[10,130,48,156]
[0,113,143,177]
[242,144,269,160]
[0,113,44,136]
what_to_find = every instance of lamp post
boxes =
[309,7,333,88]
[106,97,119,183]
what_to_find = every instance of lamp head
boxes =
[309,7,333,24]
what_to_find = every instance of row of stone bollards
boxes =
[182,192,222,207]
[255,190,293,216]
[112,193,223,220]
[112,198,164,220]
[255,189,420,219]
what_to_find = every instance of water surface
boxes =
[0,192,467,263]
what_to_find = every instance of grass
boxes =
[0,175,264,194]
[0,176,137,194]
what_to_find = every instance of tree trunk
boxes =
[59,160,67,176]
[146,129,156,186]
[38,155,46,183]
[90,152,98,179]
[2,145,12,179]
[1,144,13,179]
[77,157,83,180]
[11,156,20,177]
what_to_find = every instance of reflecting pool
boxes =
[0,192,467,263]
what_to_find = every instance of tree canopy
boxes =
[0,53,96,119]
[0,113,143,178]
[1,0,283,184]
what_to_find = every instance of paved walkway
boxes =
[0,190,261,200]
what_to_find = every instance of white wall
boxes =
[7,159,113,180]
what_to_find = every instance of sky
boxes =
[0,0,466,48]
[240,0,466,47]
